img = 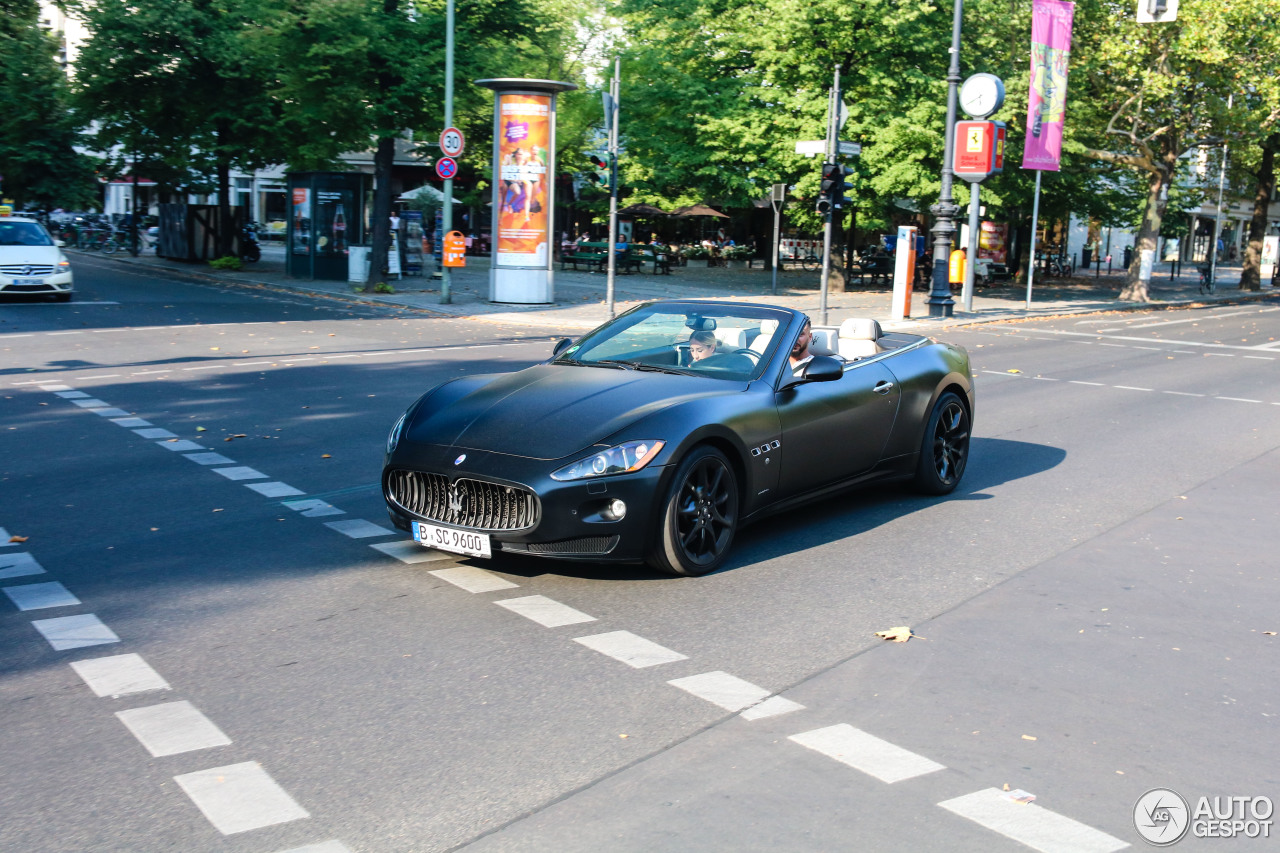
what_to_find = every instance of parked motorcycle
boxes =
[240,221,262,263]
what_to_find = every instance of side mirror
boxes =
[551,337,574,358]
[786,355,843,386]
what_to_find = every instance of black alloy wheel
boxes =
[649,446,739,576]
[912,391,970,495]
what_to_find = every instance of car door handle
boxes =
[874,381,894,395]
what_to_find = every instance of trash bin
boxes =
[1082,247,1092,269]
[1123,246,1134,268]
[348,246,370,282]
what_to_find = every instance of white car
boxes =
[0,217,74,302]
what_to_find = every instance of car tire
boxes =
[647,445,739,577]
[53,292,72,303]
[912,391,970,495]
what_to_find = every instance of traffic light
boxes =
[587,154,613,191]
[816,161,853,214]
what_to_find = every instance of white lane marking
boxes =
[182,365,221,371]
[47,331,82,336]
[740,696,805,721]
[186,452,237,466]
[1217,396,1262,403]
[55,390,90,399]
[370,540,454,564]
[233,361,273,366]
[668,671,771,712]
[1098,343,1126,348]
[78,374,122,379]
[788,724,945,784]
[0,552,46,579]
[174,761,310,835]
[132,369,172,375]
[71,398,110,408]
[36,383,72,390]
[1172,350,1196,354]
[32,614,120,650]
[271,843,353,853]
[574,631,688,668]
[282,358,313,363]
[320,354,360,359]
[1095,305,1278,332]
[323,519,394,539]
[3,581,80,611]
[1204,352,1234,357]
[1244,356,1275,360]
[91,407,132,418]
[938,788,1129,853]
[1031,377,1059,381]
[1130,346,1161,350]
[135,428,178,439]
[212,466,269,481]
[282,498,343,517]
[1113,386,1152,392]
[494,595,596,627]
[70,653,171,697]
[158,440,204,451]
[110,417,152,427]
[1163,390,1204,397]
[117,701,232,757]
[428,565,518,591]
[1069,381,1105,386]
[246,481,306,498]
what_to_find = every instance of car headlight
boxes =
[386,411,408,454]
[550,440,665,482]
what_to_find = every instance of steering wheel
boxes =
[732,347,761,364]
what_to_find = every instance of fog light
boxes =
[603,498,627,521]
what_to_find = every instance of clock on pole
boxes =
[959,73,1005,120]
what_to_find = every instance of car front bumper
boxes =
[0,272,73,295]
[383,444,670,563]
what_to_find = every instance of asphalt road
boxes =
[2,256,1278,852]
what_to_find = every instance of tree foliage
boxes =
[0,0,97,208]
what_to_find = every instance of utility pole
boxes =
[604,58,620,319]
[928,0,964,318]
[819,66,839,326]
[440,0,455,303]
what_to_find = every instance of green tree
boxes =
[76,0,285,255]
[1071,0,1280,300]
[0,1,97,208]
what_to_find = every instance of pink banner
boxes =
[1022,0,1074,171]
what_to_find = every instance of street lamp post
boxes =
[928,0,964,318]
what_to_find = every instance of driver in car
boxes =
[790,316,814,374]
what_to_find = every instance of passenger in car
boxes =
[689,330,719,362]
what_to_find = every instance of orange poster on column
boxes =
[496,94,551,265]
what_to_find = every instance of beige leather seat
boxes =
[838,318,882,360]
[713,327,747,349]
[750,318,779,353]
[808,328,840,357]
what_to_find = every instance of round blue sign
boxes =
[435,157,458,180]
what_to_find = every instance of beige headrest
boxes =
[839,318,880,341]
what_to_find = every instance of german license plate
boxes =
[413,522,491,558]
[12,277,43,286]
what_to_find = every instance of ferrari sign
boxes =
[953,121,1006,183]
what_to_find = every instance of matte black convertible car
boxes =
[383,301,973,576]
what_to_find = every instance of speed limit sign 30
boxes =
[440,127,465,158]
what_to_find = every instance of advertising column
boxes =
[477,78,577,303]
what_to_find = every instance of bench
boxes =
[628,244,672,275]
[562,242,646,274]
[560,246,607,272]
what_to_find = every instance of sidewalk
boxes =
[89,244,1274,332]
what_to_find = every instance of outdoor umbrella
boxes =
[618,202,669,217]
[671,204,728,219]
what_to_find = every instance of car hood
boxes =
[406,364,742,460]
[0,245,64,265]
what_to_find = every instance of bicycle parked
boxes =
[1198,264,1215,295]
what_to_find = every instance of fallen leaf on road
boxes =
[195,426,207,432]
[1004,789,1036,804]
[1264,631,1277,636]
[321,454,332,458]
[212,508,223,512]
[1003,783,1010,791]
[1021,734,1037,741]
[874,626,921,642]
[1007,368,1021,374]
[9,535,28,543]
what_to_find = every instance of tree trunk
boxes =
[1117,162,1173,302]
[216,154,233,260]
[365,134,397,292]
[1239,134,1277,292]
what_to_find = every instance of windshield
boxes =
[556,304,790,381]
[0,221,54,247]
